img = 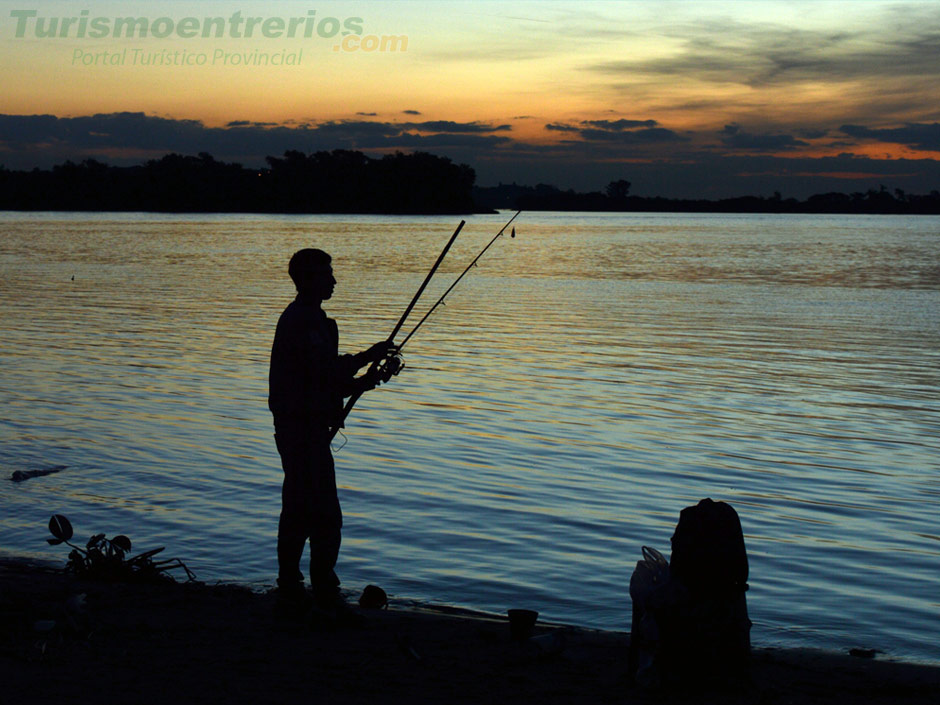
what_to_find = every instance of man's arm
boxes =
[336,340,396,397]
[348,340,395,371]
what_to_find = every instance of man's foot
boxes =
[274,580,313,617]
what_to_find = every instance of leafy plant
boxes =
[47,514,195,583]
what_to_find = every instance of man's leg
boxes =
[309,523,341,601]
[307,444,343,603]
[275,430,310,597]
[276,428,343,600]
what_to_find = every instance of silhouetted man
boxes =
[269,248,392,612]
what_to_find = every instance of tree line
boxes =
[473,180,940,215]
[0,150,479,214]
[2,151,939,214]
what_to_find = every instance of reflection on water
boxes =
[1,211,938,663]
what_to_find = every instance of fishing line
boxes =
[329,219,466,441]
[330,210,521,442]
[396,211,520,351]
[331,428,348,453]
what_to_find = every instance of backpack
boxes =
[629,498,751,688]
[671,497,749,597]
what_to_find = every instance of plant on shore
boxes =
[46,514,196,583]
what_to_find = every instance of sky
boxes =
[2,0,940,198]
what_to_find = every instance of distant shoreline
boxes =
[474,184,940,216]
[0,207,497,216]
[0,150,483,215]
[1,206,937,217]
[4,150,939,215]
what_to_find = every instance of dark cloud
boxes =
[587,13,940,89]
[840,123,940,151]
[545,123,581,132]
[310,120,403,138]
[226,120,277,127]
[402,120,512,133]
[0,112,510,169]
[389,133,512,149]
[356,112,378,116]
[581,5,940,133]
[543,119,682,144]
[402,110,422,115]
[2,112,939,199]
[581,119,659,130]
[796,128,829,140]
[0,113,61,143]
[0,112,218,153]
[719,124,809,151]
[578,127,684,144]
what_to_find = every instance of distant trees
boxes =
[472,181,940,214]
[797,185,940,214]
[3,154,939,214]
[605,179,631,202]
[262,149,477,213]
[0,150,480,214]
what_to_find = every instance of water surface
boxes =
[1,211,938,663]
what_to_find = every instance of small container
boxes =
[507,608,539,641]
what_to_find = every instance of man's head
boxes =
[288,248,335,300]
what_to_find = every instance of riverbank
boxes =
[2,557,938,704]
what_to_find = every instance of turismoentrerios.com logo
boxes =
[9,8,406,50]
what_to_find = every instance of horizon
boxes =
[6,149,940,211]
[2,1,939,199]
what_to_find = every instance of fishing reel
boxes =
[375,350,405,384]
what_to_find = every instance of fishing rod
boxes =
[329,210,521,441]
[395,209,520,351]
[329,219,465,441]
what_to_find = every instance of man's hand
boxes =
[357,365,384,393]
[350,341,400,386]
[356,343,404,393]
[365,340,397,363]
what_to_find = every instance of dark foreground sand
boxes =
[2,557,938,705]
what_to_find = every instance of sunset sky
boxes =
[2,0,940,197]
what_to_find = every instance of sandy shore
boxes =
[2,557,938,704]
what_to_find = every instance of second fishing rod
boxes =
[330,210,521,440]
